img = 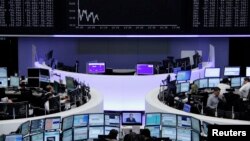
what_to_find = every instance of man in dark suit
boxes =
[126,113,136,122]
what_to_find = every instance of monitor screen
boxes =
[73,127,88,140]
[0,67,7,77]
[176,70,191,81]
[161,113,177,126]
[145,113,161,126]
[62,129,72,141]
[145,126,160,138]
[23,136,30,141]
[65,77,75,90]
[10,76,20,87]
[31,132,43,141]
[246,67,250,76]
[89,114,104,126]
[40,69,50,76]
[104,126,120,136]
[205,68,220,78]
[4,134,22,141]
[192,131,200,141]
[202,121,211,135]
[73,114,89,127]
[28,68,39,77]
[177,128,191,141]
[231,77,241,88]
[28,78,40,88]
[21,121,30,136]
[30,119,44,134]
[161,127,177,140]
[136,64,154,75]
[105,114,120,126]
[224,67,240,76]
[0,77,8,88]
[44,131,60,141]
[88,127,104,139]
[45,117,61,131]
[122,111,143,125]
[208,78,220,88]
[88,63,106,74]
[176,83,181,94]
[191,117,201,133]
[194,80,199,87]
[177,115,191,128]
[183,104,191,113]
[173,67,182,74]
[199,78,208,88]
[62,116,73,131]
[181,82,190,93]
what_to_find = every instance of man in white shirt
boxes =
[217,78,230,102]
[239,77,250,98]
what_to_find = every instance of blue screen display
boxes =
[145,113,161,126]
[74,114,89,127]
[176,71,191,81]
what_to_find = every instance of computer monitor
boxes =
[192,131,200,141]
[44,131,60,141]
[183,104,191,113]
[0,67,7,77]
[161,113,177,126]
[161,127,177,140]
[89,114,104,126]
[177,115,191,128]
[205,68,220,78]
[30,132,43,141]
[65,76,75,91]
[40,69,50,76]
[176,70,191,81]
[4,134,22,141]
[62,129,72,141]
[177,128,191,141]
[0,77,8,88]
[23,136,30,141]
[104,114,120,127]
[180,82,190,93]
[73,114,89,127]
[198,78,208,89]
[202,121,211,135]
[173,67,182,74]
[208,78,220,88]
[88,62,106,74]
[191,117,201,133]
[30,119,44,134]
[45,117,61,131]
[73,127,88,140]
[104,126,120,135]
[62,116,73,131]
[176,83,181,94]
[246,67,250,76]
[28,68,40,77]
[136,64,154,75]
[88,127,104,139]
[145,126,160,138]
[121,111,143,125]
[10,76,20,87]
[20,121,30,136]
[145,113,161,126]
[224,67,240,76]
[27,78,40,88]
[231,77,242,88]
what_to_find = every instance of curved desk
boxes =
[145,88,250,125]
[35,61,213,111]
[0,89,103,134]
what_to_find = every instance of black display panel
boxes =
[0,0,249,35]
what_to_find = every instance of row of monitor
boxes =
[0,76,20,88]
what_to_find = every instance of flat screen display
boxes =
[177,128,191,141]
[28,68,39,77]
[0,67,7,77]
[176,71,191,81]
[191,117,201,133]
[4,134,22,141]
[21,121,30,136]
[183,104,191,113]
[136,64,154,75]
[89,114,104,126]
[231,77,241,87]
[65,77,75,90]
[198,78,208,88]
[177,115,191,128]
[145,126,160,138]
[176,83,181,94]
[161,113,177,126]
[145,113,161,126]
[208,78,220,88]
[224,67,240,76]
[31,132,43,141]
[88,127,104,139]
[192,131,200,141]
[30,119,44,134]
[205,68,220,78]
[73,127,88,140]
[246,67,250,76]
[161,127,177,140]
[62,129,72,141]
[105,114,120,126]
[28,78,40,88]
[122,111,143,125]
[0,77,8,88]
[44,131,60,141]
[23,136,30,141]
[180,82,190,93]
[104,126,120,135]
[45,117,61,131]
[74,114,89,127]
[10,76,20,87]
[62,116,73,131]
[88,63,106,74]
